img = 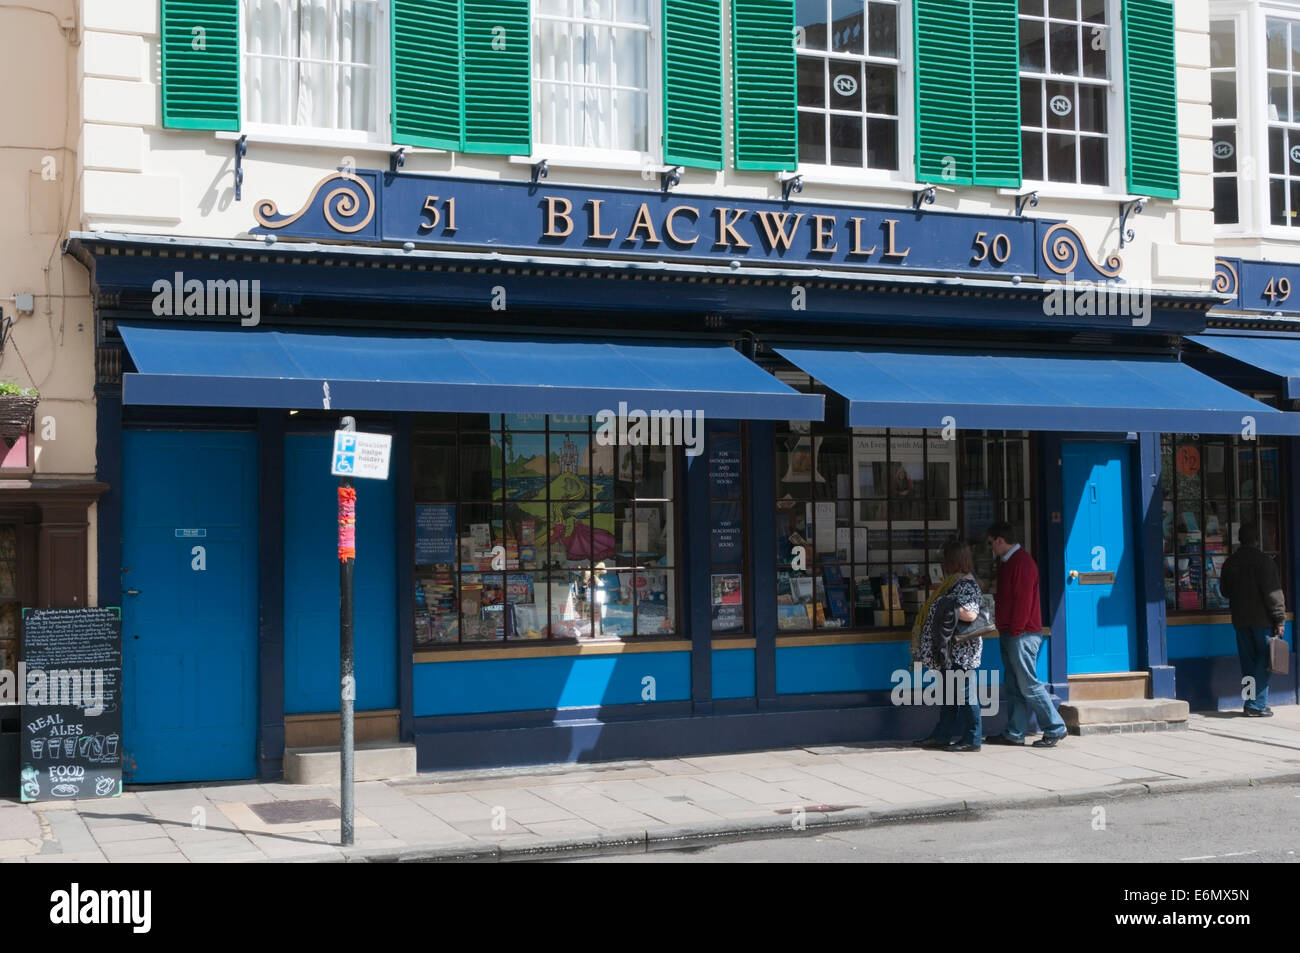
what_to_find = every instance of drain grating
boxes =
[249,798,339,825]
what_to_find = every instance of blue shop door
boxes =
[122,431,259,782]
[1062,443,1139,674]
[284,434,398,715]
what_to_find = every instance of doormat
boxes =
[248,798,339,825]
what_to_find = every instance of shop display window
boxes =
[413,413,679,646]
[709,428,748,634]
[775,387,1034,632]
[1161,425,1287,613]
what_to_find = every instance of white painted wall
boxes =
[76,0,1212,294]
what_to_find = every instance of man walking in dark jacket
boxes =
[1219,523,1287,717]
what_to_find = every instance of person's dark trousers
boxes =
[924,675,960,743]
[1235,626,1272,713]
[951,669,983,747]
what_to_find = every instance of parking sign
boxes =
[331,431,392,480]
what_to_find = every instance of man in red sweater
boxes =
[985,521,1067,747]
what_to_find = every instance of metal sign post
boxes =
[337,416,357,847]
[330,420,391,848]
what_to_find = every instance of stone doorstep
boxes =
[1060,698,1191,735]
[283,743,417,785]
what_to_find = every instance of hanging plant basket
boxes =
[0,390,38,444]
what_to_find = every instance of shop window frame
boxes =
[412,412,686,650]
[773,396,1037,636]
[1162,419,1290,617]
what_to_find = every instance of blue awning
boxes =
[775,346,1300,434]
[117,324,824,420]
[1190,333,1300,399]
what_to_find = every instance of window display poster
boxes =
[711,572,744,632]
[415,504,456,565]
[709,434,742,497]
[813,501,836,554]
[711,502,744,564]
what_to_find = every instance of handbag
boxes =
[1269,634,1291,675]
[953,606,996,643]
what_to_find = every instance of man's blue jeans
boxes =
[998,632,1066,741]
[1235,626,1273,713]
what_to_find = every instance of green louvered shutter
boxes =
[914,0,974,185]
[971,0,1021,187]
[392,0,464,150]
[731,0,797,171]
[462,0,532,154]
[663,0,725,170]
[1123,0,1180,198]
[160,0,240,130]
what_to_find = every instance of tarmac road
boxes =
[564,783,1300,862]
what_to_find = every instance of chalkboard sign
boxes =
[19,608,123,802]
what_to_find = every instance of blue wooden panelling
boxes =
[413,651,691,716]
[775,638,1051,695]
[1168,621,1292,660]
[711,649,755,700]
[283,434,398,713]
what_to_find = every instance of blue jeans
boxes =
[924,670,983,747]
[998,632,1066,741]
[1235,626,1272,713]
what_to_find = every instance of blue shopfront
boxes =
[68,174,1300,782]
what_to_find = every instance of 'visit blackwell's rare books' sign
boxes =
[251,170,1124,284]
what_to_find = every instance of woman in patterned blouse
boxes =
[913,538,985,751]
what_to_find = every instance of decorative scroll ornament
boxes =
[1041,223,1123,279]
[1213,258,1239,297]
[254,172,376,234]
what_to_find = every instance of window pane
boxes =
[797,0,830,50]
[865,64,895,114]
[1080,0,1104,23]
[831,62,864,111]
[1210,20,1235,68]
[830,114,864,166]
[1045,81,1074,129]
[1270,179,1287,226]
[1020,17,1046,71]
[799,111,828,164]
[866,117,898,169]
[868,1,897,57]
[1048,0,1075,19]
[1048,21,1080,76]
[799,56,827,108]
[1020,0,1043,15]
[1268,19,1288,70]
[415,433,458,500]
[1081,26,1107,78]
[1211,73,1237,120]
[1046,133,1076,181]
[1021,78,1043,126]
[1022,131,1044,180]
[1078,82,1106,132]
[830,0,865,54]
[1270,72,1289,122]
[1079,136,1107,185]
[1213,177,1240,225]
[1292,180,1300,227]
[1271,126,1285,175]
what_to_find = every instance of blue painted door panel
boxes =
[1063,443,1138,674]
[284,434,398,713]
[122,431,259,783]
